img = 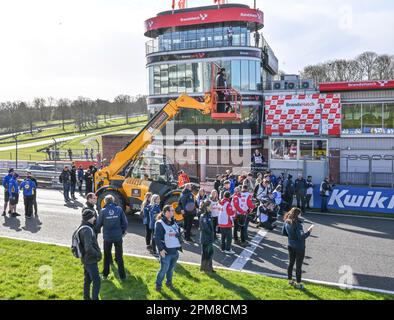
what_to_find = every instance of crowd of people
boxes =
[59,164,98,203]
[1,163,334,299]
[2,168,41,224]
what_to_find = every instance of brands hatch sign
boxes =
[313,185,394,215]
[319,80,394,92]
[144,7,264,35]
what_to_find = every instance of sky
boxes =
[0,0,393,102]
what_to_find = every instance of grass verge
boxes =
[0,238,392,300]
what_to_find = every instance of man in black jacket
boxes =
[79,209,102,300]
[283,174,295,211]
[179,184,196,242]
[27,172,41,225]
[199,200,215,273]
[84,169,93,196]
[59,166,71,203]
[216,68,229,113]
[70,166,77,200]
[295,174,307,213]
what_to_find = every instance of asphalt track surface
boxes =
[0,188,393,294]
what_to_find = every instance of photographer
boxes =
[320,177,333,213]
[155,205,182,293]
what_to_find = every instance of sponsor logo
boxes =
[180,13,208,22]
[240,12,263,21]
[328,189,394,210]
[146,20,154,28]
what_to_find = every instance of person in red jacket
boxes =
[178,170,190,188]
[233,185,255,245]
[218,191,236,254]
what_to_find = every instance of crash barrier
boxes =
[0,168,62,190]
[312,185,394,215]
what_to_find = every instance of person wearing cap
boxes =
[79,206,102,300]
[8,172,20,217]
[96,195,128,281]
[2,168,14,217]
[20,173,37,219]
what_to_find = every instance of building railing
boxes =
[146,33,263,55]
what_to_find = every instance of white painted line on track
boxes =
[230,229,268,271]
[1,234,393,296]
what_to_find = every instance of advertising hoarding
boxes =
[265,93,341,136]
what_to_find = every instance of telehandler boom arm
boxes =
[95,94,213,188]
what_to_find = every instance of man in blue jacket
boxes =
[96,195,128,281]
[2,168,14,217]
[20,175,37,219]
[8,172,20,217]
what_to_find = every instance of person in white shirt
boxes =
[209,190,221,240]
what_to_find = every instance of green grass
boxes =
[0,116,147,146]
[0,238,391,300]
[0,120,147,161]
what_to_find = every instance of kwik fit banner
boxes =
[313,185,394,215]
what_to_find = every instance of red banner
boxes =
[145,7,264,36]
[265,94,342,137]
[319,80,394,92]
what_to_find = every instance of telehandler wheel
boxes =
[97,190,126,212]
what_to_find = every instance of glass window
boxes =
[284,140,298,160]
[249,61,256,91]
[192,62,203,93]
[177,64,186,93]
[185,64,193,93]
[362,103,383,134]
[221,60,232,88]
[232,26,241,46]
[214,27,223,47]
[180,31,187,50]
[197,28,206,49]
[148,67,154,95]
[271,140,284,160]
[160,64,169,94]
[169,65,178,94]
[314,140,327,160]
[384,103,394,133]
[206,28,214,48]
[241,60,249,91]
[203,62,212,92]
[256,61,261,90]
[300,140,313,159]
[240,27,247,46]
[153,66,161,95]
[172,32,180,51]
[231,60,241,91]
[342,104,362,134]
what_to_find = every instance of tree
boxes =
[57,99,70,131]
[356,51,378,80]
[114,95,132,124]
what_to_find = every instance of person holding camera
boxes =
[155,205,182,293]
[320,177,333,213]
[282,207,314,290]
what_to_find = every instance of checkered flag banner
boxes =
[264,93,342,136]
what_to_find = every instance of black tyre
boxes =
[97,190,126,211]
[164,195,183,222]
